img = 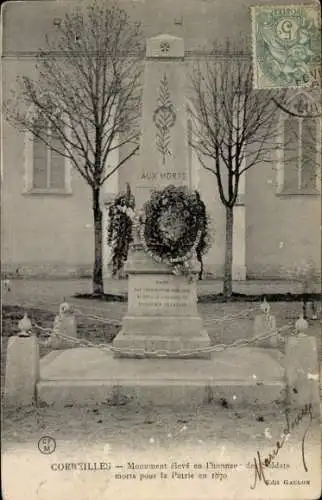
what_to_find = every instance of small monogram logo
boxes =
[160,41,170,54]
[38,436,56,454]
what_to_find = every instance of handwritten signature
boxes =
[250,403,313,489]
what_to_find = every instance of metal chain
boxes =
[73,306,256,327]
[8,299,295,358]
[72,308,122,326]
[34,321,294,358]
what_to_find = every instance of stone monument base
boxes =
[37,347,286,408]
[112,249,211,359]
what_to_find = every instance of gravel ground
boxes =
[0,399,305,450]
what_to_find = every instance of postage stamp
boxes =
[251,5,321,89]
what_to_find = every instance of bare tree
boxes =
[5,1,143,295]
[189,41,287,298]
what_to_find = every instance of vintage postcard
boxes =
[1,0,321,499]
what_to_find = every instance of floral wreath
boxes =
[139,185,211,271]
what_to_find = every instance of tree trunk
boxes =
[196,249,203,280]
[92,187,104,296]
[223,205,234,299]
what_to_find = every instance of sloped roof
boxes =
[2,0,318,55]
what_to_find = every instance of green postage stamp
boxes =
[251,4,321,89]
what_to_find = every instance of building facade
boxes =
[1,0,321,280]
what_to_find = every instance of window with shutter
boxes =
[26,116,71,194]
[283,116,299,192]
[301,118,317,190]
[280,93,320,194]
[49,131,66,189]
[33,137,48,189]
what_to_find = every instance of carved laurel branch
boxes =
[153,74,176,164]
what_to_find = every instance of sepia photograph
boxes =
[1,0,321,499]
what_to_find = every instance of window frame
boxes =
[23,117,72,196]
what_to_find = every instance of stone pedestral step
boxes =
[37,347,285,408]
[113,331,211,359]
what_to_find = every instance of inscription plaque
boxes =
[128,275,197,316]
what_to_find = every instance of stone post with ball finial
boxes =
[4,312,39,407]
[253,298,280,348]
[284,312,319,414]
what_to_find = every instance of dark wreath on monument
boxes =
[107,183,135,277]
[139,185,211,275]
